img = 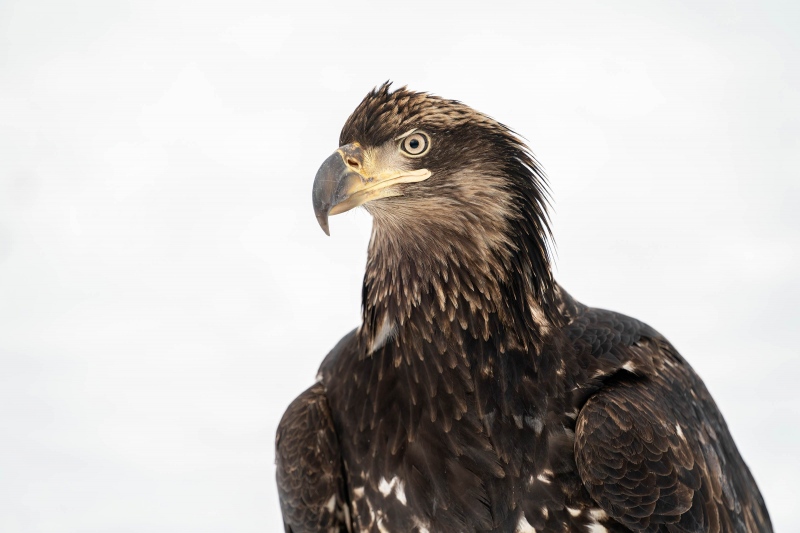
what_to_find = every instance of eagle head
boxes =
[312,83,560,346]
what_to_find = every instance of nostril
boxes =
[346,158,360,169]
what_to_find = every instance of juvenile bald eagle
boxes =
[275,83,772,533]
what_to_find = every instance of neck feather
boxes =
[360,202,561,357]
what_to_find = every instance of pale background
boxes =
[1,0,798,531]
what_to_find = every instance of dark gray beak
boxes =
[311,144,365,236]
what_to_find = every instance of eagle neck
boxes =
[359,215,559,358]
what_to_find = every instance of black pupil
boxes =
[409,139,420,150]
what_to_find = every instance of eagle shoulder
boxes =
[572,327,772,533]
[275,381,350,533]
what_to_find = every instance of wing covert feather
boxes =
[574,343,771,533]
[276,382,349,533]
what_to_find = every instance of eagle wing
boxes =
[275,382,349,533]
[574,342,771,533]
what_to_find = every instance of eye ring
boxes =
[400,132,430,157]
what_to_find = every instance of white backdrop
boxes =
[1,1,798,531]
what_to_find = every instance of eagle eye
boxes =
[400,132,430,157]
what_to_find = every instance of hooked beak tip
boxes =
[312,149,354,236]
[316,213,331,236]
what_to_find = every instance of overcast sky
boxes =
[1,0,798,531]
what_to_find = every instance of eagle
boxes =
[275,83,772,533]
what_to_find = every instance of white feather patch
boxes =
[516,514,537,533]
[325,495,336,513]
[587,508,609,533]
[369,318,396,353]
[537,469,553,484]
[377,476,407,506]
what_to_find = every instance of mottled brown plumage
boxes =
[276,83,772,532]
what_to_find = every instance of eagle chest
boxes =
[326,343,582,533]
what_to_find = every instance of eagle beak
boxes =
[312,143,431,235]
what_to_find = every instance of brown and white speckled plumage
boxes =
[276,83,772,533]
